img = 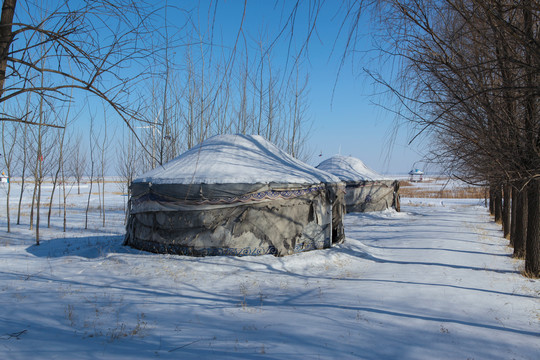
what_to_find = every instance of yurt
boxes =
[316,155,400,213]
[124,134,345,257]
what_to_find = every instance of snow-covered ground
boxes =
[0,181,538,359]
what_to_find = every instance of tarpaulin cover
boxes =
[317,155,400,213]
[124,134,345,256]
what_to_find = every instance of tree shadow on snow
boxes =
[25,235,145,259]
[331,244,518,275]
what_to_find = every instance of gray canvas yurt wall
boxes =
[317,155,400,213]
[124,134,345,257]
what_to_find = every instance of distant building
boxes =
[408,169,424,182]
[0,171,8,183]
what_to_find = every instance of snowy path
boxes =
[0,198,538,359]
[341,200,539,359]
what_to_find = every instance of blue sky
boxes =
[64,1,428,176]
[0,0,430,178]
[190,1,428,174]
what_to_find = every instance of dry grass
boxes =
[400,186,487,199]
[399,180,414,187]
[399,180,487,199]
[521,269,540,279]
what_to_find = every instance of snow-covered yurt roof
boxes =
[135,134,339,185]
[316,155,388,182]
[131,134,340,201]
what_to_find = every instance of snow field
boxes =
[0,181,538,359]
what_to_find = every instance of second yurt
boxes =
[317,155,399,213]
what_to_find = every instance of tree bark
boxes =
[0,0,16,98]
[1,122,11,232]
[48,168,60,228]
[4,172,10,232]
[510,185,517,247]
[62,155,67,232]
[493,185,502,224]
[502,183,511,239]
[522,0,539,277]
[489,185,495,215]
[513,188,528,259]
[525,179,540,277]
[17,122,28,225]
[29,158,38,231]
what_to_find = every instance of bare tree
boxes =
[353,0,540,276]
[0,0,16,100]
[117,128,139,222]
[85,117,97,230]
[0,0,163,139]
[286,64,311,160]
[97,110,111,227]
[47,100,73,228]
[60,133,77,232]
[1,119,16,232]
[32,83,45,244]
[16,97,30,225]
[69,133,86,195]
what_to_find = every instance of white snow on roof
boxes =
[134,134,340,185]
[316,155,388,181]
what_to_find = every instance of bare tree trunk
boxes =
[85,167,94,230]
[0,0,16,97]
[29,172,37,230]
[62,151,67,232]
[85,119,95,230]
[29,122,41,232]
[1,121,15,232]
[101,178,106,227]
[522,0,539,277]
[48,93,70,228]
[513,187,528,259]
[525,179,540,277]
[48,152,61,228]
[117,127,138,225]
[237,60,249,134]
[33,33,49,245]
[197,34,207,145]
[489,186,494,215]
[510,185,518,247]
[97,177,102,218]
[289,70,300,157]
[493,184,502,224]
[100,115,108,227]
[502,183,511,239]
[35,83,45,245]
[17,166,26,224]
[61,135,76,232]
[69,134,86,195]
[159,15,171,166]
[17,121,28,225]
[257,41,264,135]
[35,155,42,245]
[3,164,11,232]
